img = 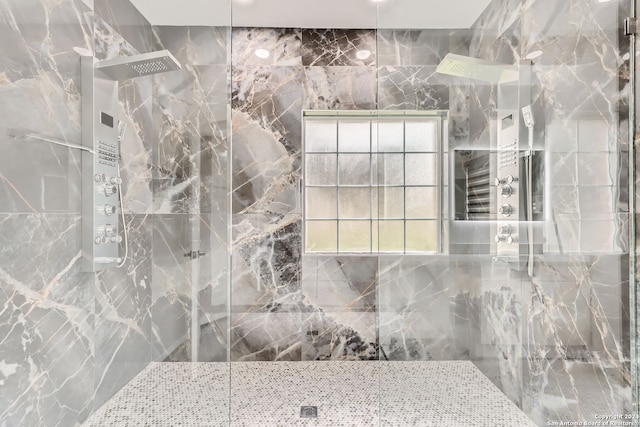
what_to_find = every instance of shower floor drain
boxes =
[300,406,318,418]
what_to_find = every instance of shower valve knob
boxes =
[498,224,512,235]
[494,234,508,243]
[495,176,517,186]
[498,204,513,217]
[102,224,117,235]
[499,185,512,197]
[103,204,116,216]
[103,185,118,196]
[109,235,123,243]
[507,235,518,244]
[108,176,122,185]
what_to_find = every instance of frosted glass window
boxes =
[376,187,404,219]
[303,112,442,254]
[406,187,437,219]
[306,154,337,185]
[375,154,404,186]
[339,188,371,219]
[306,120,337,152]
[406,121,437,152]
[406,221,438,252]
[338,121,370,152]
[338,154,371,185]
[306,187,337,219]
[377,121,404,152]
[306,221,337,252]
[339,221,371,252]
[405,154,437,185]
[374,220,405,252]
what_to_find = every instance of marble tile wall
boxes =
[465,0,635,423]
[0,1,96,426]
[0,0,230,425]
[230,27,477,363]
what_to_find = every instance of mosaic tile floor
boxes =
[83,361,537,426]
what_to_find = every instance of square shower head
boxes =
[436,53,518,84]
[96,50,182,81]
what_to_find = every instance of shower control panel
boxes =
[495,112,521,261]
[81,55,123,271]
[85,110,122,271]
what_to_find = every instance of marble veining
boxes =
[301,29,376,67]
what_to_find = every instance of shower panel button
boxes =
[495,176,516,186]
[495,234,508,243]
[499,185,513,197]
[103,204,116,216]
[103,185,118,196]
[498,224,512,235]
[499,204,513,217]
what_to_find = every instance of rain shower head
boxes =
[436,53,518,84]
[96,50,182,80]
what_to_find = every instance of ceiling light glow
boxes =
[525,50,543,60]
[255,48,270,59]
[356,50,371,60]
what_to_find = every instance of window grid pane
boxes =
[304,113,441,254]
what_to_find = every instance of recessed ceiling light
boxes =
[255,49,270,59]
[525,50,543,60]
[356,50,371,60]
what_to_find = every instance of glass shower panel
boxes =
[377,0,635,426]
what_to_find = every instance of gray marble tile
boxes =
[378,65,450,110]
[94,214,153,407]
[0,214,93,427]
[303,66,377,110]
[232,28,302,67]
[377,29,470,66]
[301,29,376,67]
[94,0,153,56]
[153,26,230,66]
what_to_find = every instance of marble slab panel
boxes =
[377,29,470,67]
[94,214,153,407]
[303,66,377,110]
[94,0,153,56]
[301,29,376,67]
[378,256,457,361]
[0,214,93,427]
[378,66,450,110]
[232,28,302,67]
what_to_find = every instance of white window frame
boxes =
[302,110,447,255]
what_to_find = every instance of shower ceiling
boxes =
[128,0,493,28]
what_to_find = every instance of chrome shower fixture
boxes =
[96,50,182,80]
[436,53,518,83]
